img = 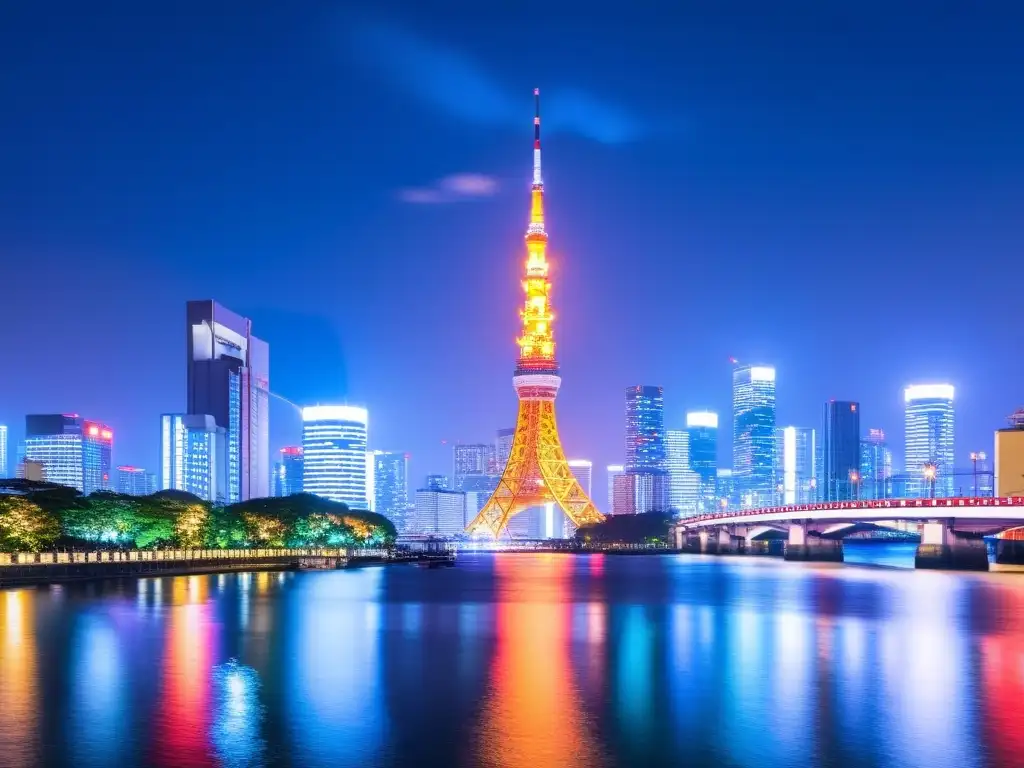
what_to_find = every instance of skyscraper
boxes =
[118,466,156,496]
[274,447,304,497]
[23,414,112,494]
[904,384,955,498]
[776,426,817,504]
[860,428,893,500]
[686,411,718,511]
[665,430,700,516]
[0,424,7,478]
[624,385,668,512]
[606,464,624,512]
[186,300,270,502]
[625,386,666,472]
[732,364,776,508]
[160,413,228,502]
[301,405,368,508]
[372,451,410,531]
[821,401,861,501]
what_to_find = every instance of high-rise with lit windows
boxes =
[821,400,861,501]
[860,428,893,499]
[624,385,668,512]
[372,450,410,531]
[686,411,718,511]
[0,424,7,478]
[274,447,304,496]
[776,426,817,504]
[160,413,227,502]
[904,384,955,498]
[732,363,777,507]
[118,466,156,496]
[666,430,700,516]
[186,300,270,502]
[302,405,368,508]
[22,414,112,494]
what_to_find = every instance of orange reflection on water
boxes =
[149,578,216,767]
[474,554,601,768]
[980,583,1024,765]
[0,590,37,767]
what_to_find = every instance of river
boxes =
[1,546,1023,767]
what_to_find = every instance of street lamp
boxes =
[849,469,860,501]
[923,463,937,499]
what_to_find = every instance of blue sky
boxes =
[1,0,1022,490]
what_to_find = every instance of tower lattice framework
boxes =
[466,90,605,539]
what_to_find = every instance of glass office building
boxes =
[686,411,718,511]
[22,414,112,494]
[186,300,269,502]
[160,413,228,502]
[732,364,777,508]
[372,450,410,531]
[274,447,304,497]
[821,401,861,501]
[302,405,369,508]
[904,384,955,498]
[776,426,817,504]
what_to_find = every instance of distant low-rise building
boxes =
[118,466,156,496]
[413,488,465,536]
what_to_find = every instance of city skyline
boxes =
[2,4,1022,499]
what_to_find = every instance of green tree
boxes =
[205,505,247,548]
[173,503,210,547]
[61,492,141,543]
[0,496,61,552]
[575,511,673,545]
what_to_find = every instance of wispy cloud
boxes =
[399,173,499,204]
[347,20,658,144]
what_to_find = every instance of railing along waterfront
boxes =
[0,547,392,567]
[683,496,1024,525]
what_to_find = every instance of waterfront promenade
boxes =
[0,547,460,587]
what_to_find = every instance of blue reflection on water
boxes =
[1,548,1024,767]
[211,659,265,767]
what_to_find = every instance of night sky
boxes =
[2,1,1022,491]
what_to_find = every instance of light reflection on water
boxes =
[0,550,1024,767]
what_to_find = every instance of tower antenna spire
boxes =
[533,87,542,186]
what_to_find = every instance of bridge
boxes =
[669,496,1024,571]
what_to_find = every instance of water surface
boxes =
[2,550,1023,767]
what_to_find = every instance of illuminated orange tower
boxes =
[466,89,605,539]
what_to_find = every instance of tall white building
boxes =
[568,459,593,498]
[666,430,700,516]
[302,405,369,508]
[161,413,227,502]
[413,488,466,536]
[775,426,816,504]
[904,384,955,498]
[606,464,625,511]
[732,364,777,508]
[0,424,7,478]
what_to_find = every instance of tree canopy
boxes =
[575,511,673,545]
[0,486,397,552]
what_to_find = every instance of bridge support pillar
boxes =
[995,538,1024,566]
[915,523,988,571]
[698,528,744,555]
[784,524,843,563]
